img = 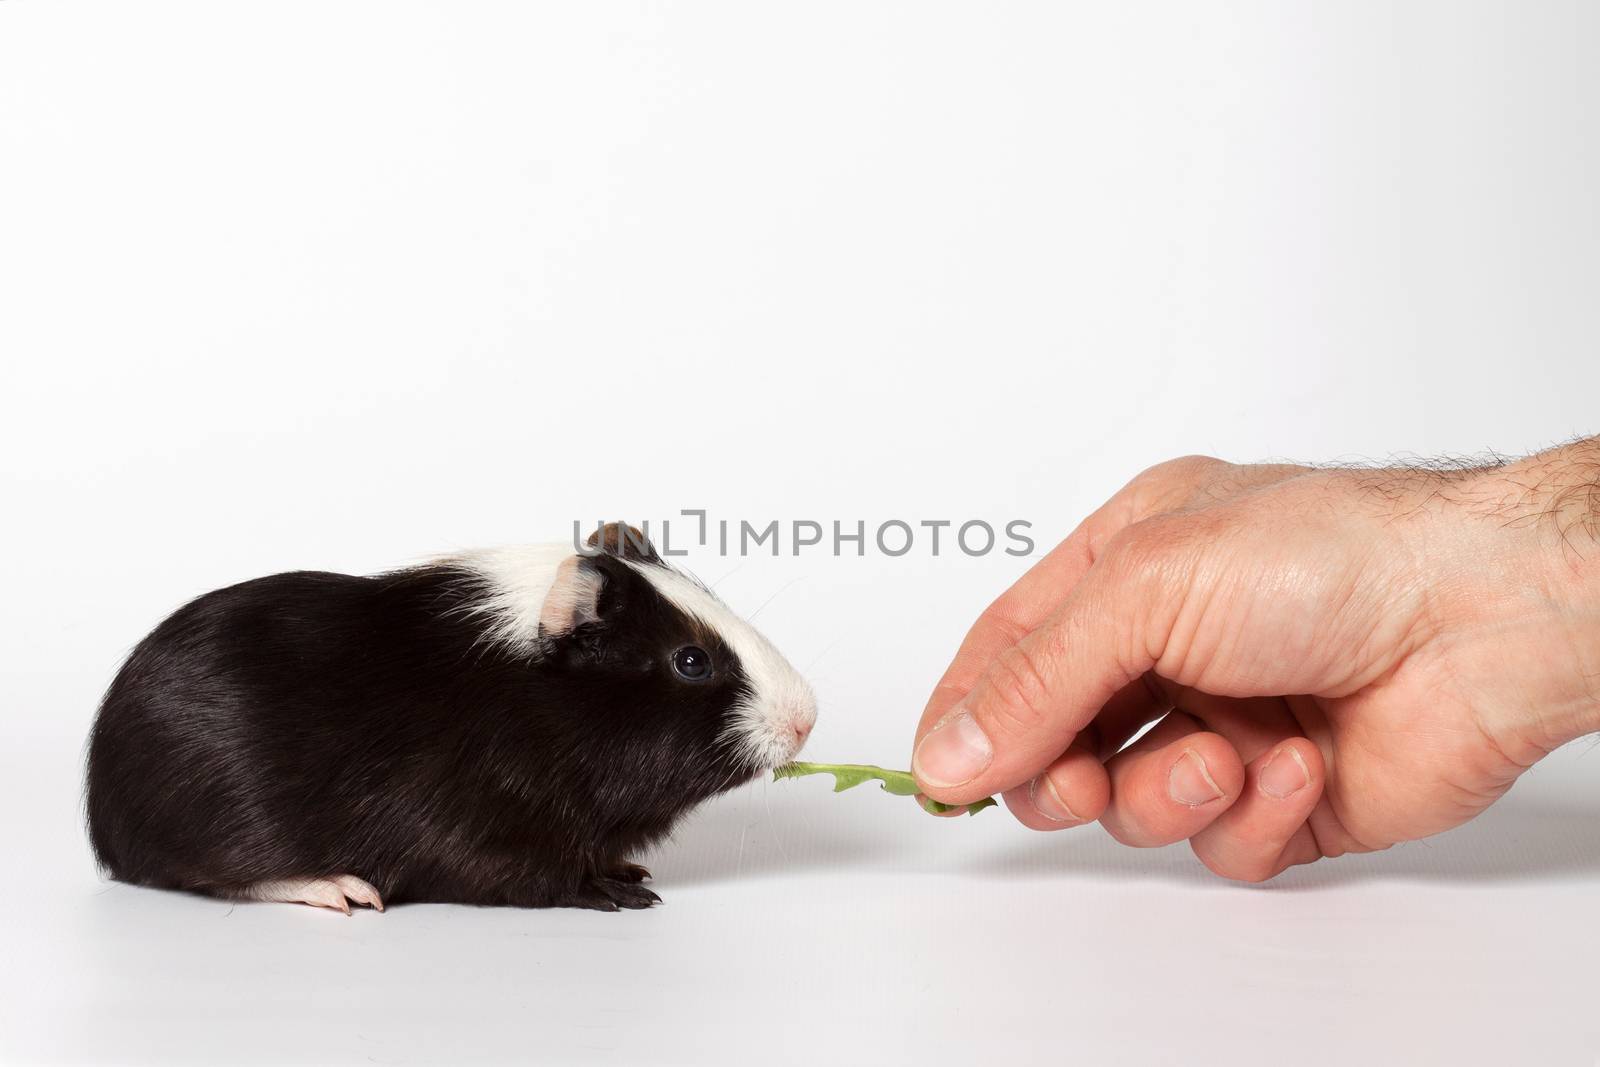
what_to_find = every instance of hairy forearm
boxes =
[1455,436,1600,552]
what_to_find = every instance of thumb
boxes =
[911,529,1186,804]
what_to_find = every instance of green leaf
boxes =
[773,762,997,816]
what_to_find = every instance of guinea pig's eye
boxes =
[671,645,713,682]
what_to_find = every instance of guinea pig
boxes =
[85,523,817,913]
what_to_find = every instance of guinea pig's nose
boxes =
[792,719,812,743]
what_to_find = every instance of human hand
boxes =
[911,441,1600,880]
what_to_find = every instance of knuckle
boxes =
[1099,519,1182,586]
[1099,525,1155,576]
[1146,454,1227,483]
[1127,454,1231,504]
[1104,511,1224,582]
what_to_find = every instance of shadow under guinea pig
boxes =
[645,781,900,887]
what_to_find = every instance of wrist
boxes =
[1551,562,1600,740]
[1537,539,1600,744]
[1451,439,1600,750]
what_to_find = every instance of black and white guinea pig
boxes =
[85,523,817,913]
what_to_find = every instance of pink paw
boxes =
[248,874,385,915]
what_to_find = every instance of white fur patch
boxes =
[625,561,818,770]
[446,544,576,652]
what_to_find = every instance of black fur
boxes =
[85,541,763,911]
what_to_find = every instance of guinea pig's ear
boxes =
[537,556,606,637]
[586,522,661,564]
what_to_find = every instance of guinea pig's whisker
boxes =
[760,782,792,865]
[735,819,750,877]
[708,562,745,590]
[746,577,805,623]
[804,639,840,673]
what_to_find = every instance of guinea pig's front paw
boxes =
[567,875,662,912]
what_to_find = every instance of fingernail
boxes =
[912,710,993,788]
[1028,774,1082,823]
[1168,749,1223,807]
[1259,747,1310,799]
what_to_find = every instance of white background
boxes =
[3,2,1599,1064]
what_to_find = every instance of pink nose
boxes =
[793,720,812,743]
